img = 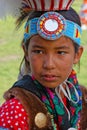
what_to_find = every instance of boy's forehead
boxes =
[30,35,73,47]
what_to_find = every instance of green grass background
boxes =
[0,0,87,102]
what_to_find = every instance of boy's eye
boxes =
[57,51,67,55]
[32,50,43,54]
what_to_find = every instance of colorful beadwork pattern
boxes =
[37,12,66,40]
[24,12,82,45]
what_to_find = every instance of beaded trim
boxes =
[24,12,82,45]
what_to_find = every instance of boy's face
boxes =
[26,35,82,88]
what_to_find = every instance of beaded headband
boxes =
[24,11,81,45]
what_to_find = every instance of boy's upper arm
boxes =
[0,98,28,130]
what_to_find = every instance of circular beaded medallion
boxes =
[37,12,66,40]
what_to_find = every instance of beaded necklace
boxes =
[32,70,82,130]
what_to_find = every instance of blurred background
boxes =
[0,0,87,102]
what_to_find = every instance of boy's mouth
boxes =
[41,74,59,82]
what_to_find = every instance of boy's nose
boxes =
[43,54,55,70]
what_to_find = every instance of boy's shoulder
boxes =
[3,87,53,130]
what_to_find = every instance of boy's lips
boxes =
[41,74,59,82]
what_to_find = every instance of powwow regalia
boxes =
[18,0,81,46]
[0,0,84,130]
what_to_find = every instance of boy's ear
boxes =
[74,46,84,64]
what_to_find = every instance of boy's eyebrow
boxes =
[32,45,45,49]
[55,46,70,50]
[32,45,70,50]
